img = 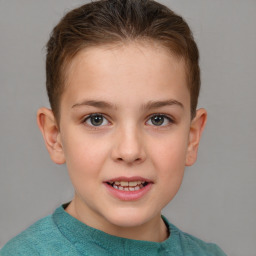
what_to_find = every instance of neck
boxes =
[101,215,169,242]
[65,200,169,242]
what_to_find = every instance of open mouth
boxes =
[107,181,149,191]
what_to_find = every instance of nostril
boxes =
[116,157,142,163]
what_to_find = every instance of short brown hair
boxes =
[46,0,200,120]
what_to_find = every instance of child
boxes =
[1,0,226,255]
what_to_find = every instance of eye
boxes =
[146,114,173,126]
[84,113,109,127]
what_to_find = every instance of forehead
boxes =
[61,41,189,109]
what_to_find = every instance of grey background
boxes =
[0,0,255,255]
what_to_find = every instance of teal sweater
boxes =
[1,205,226,256]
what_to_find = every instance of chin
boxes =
[105,208,156,228]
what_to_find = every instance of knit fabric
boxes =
[0,205,226,256]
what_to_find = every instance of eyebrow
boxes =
[142,99,184,110]
[72,100,116,109]
[71,99,184,110]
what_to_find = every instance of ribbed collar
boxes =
[52,205,183,255]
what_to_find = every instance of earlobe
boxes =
[37,108,66,164]
[185,108,207,166]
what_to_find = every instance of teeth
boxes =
[109,180,148,191]
[113,181,143,187]
[120,181,129,186]
[129,181,140,186]
[111,184,145,191]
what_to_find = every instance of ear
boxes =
[186,108,207,166]
[37,108,65,164]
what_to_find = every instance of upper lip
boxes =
[104,176,153,183]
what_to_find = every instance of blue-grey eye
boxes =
[146,115,171,126]
[85,114,108,126]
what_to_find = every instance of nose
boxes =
[111,125,146,165]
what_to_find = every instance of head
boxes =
[46,0,200,123]
[37,0,207,241]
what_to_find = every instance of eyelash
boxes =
[82,113,174,128]
[83,113,110,127]
[146,114,174,127]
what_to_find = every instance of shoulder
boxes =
[162,217,227,256]
[0,216,48,255]
[179,230,226,256]
[0,214,75,256]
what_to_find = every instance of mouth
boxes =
[104,177,153,201]
[106,180,149,191]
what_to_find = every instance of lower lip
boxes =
[104,183,152,201]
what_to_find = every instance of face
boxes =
[43,42,205,238]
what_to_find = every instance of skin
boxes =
[37,42,207,242]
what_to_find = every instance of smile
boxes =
[107,181,148,191]
[104,177,153,201]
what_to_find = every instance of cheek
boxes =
[62,132,110,175]
[150,135,188,205]
[148,130,189,182]
[151,133,188,164]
